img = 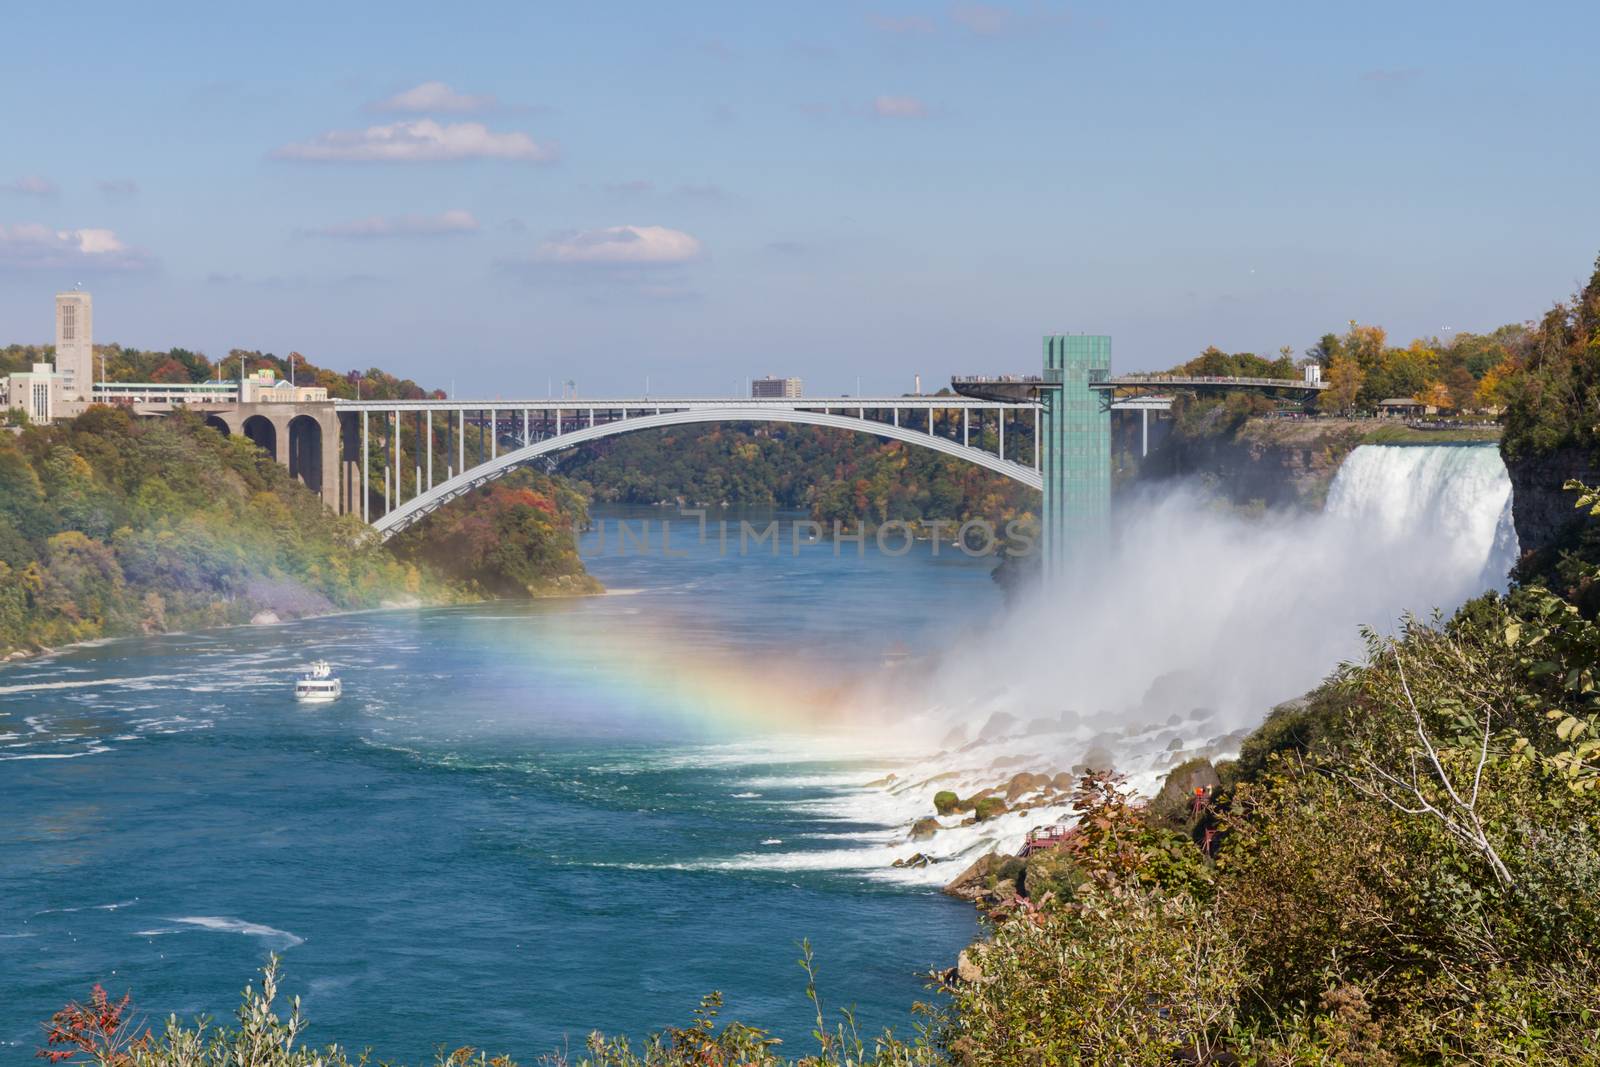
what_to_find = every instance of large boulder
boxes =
[1003,771,1052,803]
[974,796,1009,822]
[942,851,1003,902]
[910,816,942,840]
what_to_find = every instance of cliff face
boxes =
[1136,418,1372,511]
[1504,446,1600,557]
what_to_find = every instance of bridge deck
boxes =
[336,395,1038,411]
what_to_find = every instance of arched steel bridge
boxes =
[192,335,1130,578]
[334,397,1054,539]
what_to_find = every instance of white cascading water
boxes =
[721,444,1522,886]
[1324,444,1520,596]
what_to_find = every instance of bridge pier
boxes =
[204,402,341,512]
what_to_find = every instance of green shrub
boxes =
[945,887,1244,1067]
[1020,847,1083,900]
[994,856,1025,887]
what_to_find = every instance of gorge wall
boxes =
[1502,446,1600,559]
[1134,417,1375,511]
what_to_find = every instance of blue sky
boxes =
[2,1,1597,396]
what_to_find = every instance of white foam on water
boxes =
[0,674,174,695]
[136,916,304,950]
[0,745,112,761]
[37,900,137,914]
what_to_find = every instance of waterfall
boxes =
[843,441,1528,878]
[899,441,1523,746]
[1324,444,1519,599]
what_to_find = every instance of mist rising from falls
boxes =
[824,444,1521,883]
[908,443,1517,742]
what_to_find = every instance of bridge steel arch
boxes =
[369,406,1043,540]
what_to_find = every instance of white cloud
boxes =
[0,223,150,271]
[3,175,58,197]
[873,95,928,119]
[273,119,556,163]
[370,81,498,114]
[534,225,702,265]
[302,209,480,239]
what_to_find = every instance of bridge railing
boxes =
[1093,374,1326,390]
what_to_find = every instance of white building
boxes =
[3,363,64,425]
[55,291,94,401]
[751,375,802,399]
[239,368,329,404]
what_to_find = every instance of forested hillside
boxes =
[0,410,595,657]
[0,409,444,655]
[559,419,1036,533]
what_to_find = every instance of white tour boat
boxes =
[293,660,342,703]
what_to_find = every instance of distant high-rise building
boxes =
[751,375,801,399]
[55,291,94,400]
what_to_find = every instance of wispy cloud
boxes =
[533,225,702,266]
[873,95,928,119]
[0,223,151,271]
[868,13,936,34]
[3,176,58,198]
[96,178,139,200]
[300,209,480,239]
[273,119,556,163]
[369,81,498,114]
[950,4,1012,35]
[602,179,656,195]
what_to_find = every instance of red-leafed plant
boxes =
[37,984,149,1064]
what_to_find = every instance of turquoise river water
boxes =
[0,510,996,1061]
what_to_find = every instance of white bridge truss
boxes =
[336,395,1171,539]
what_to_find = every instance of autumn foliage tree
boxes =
[1318,354,1365,414]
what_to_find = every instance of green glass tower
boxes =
[1039,335,1111,577]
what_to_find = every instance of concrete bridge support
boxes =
[205,402,342,512]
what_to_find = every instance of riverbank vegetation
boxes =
[0,409,596,658]
[389,470,600,597]
[0,408,441,655]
